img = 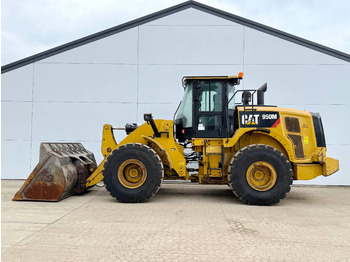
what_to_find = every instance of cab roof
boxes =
[183,73,243,81]
[182,73,243,87]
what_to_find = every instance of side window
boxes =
[179,83,193,128]
[199,82,223,112]
[227,85,235,110]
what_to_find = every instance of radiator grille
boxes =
[285,117,300,133]
[288,134,304,159]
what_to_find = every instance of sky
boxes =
[1,0,350,66]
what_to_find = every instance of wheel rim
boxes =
[118,159,147,189]
[246,161,277,191]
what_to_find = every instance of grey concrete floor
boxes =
[2,180,350,262]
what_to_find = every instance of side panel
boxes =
[193,139,227,184]
[235,107,320,163]
[231,106,339,181]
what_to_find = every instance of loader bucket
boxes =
[13,143,97,201]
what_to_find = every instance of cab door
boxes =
[194,80,226,138]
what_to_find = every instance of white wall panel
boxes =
[139,25,244,65]
[145,8,238,26]
[244,28,347,65]
[138,64,244,104]
[1,102,32,141]
[33,63,137,103]
[137,103,179,125]
[1,141,31,179]
[31,102,137,141]
[244,65,350,105]
[40,28,138,64]
[2,65,33,102]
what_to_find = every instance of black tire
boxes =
[228,144,293,205]
[103,143,164,203]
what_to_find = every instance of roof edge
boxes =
[1,1,194,73]
[190,1,350,63]
[2,0,349,73]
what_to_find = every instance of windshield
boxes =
[175,82,193,128]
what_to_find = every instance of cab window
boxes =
[198,82,223,112]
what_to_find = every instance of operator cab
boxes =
[175,73,243,142]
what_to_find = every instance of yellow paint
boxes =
[117,159,147,189]
[323,157,339,176]
[142,136,173,169]
[293,164,323,180]
[192,139,226,182]
[101,124,118,157]
[293,157,339,180]
[245,121,256,125]
[246,161,277,191]
[86,159,106,187]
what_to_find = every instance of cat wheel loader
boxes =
[14,73,339,205]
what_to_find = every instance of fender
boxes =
[141,122,188,179]
[225,128,296,162]
[143,135,173,170]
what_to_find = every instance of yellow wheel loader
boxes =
[14,73,339,205]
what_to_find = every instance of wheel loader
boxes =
[14,73,339,205]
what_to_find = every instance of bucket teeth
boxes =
[13,143,97,201]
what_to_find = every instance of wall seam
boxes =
[242,26,245,90]
[29,63,35,170]
[136,26,140,123]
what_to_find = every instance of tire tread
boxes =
[228,144,293,205]
[103,143,164,203]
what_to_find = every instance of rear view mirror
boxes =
[242,91,251,105]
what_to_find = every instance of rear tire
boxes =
[228,144,293,205]
[103,143,164,203]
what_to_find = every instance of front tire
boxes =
[103,143,164,203]
[228,144,293,205]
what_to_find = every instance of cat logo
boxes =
[242,114,259,125]
[240,111,280,128]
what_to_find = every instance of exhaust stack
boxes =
[257,83,267,105]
